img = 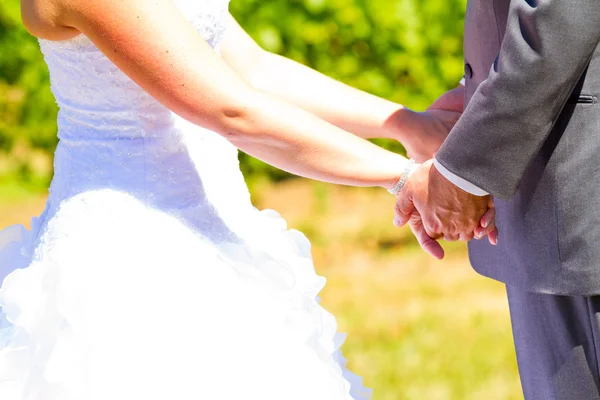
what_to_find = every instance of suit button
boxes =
[465,63,473,79]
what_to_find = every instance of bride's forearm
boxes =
[64,4,408,188]
[245,51,411,140]
[220,15,414,142]
[222,90,410,189]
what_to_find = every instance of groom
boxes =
[396,1,600,398]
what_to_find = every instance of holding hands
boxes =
[394,160,498,259]
[392,87,498,259]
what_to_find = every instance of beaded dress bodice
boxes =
[37,0,251,241]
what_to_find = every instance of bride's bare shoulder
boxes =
[20,0,80,41]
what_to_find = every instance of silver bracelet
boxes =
[388,159,415,196]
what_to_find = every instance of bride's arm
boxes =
[58,0,409,189]
[220,15,407,141]
[220,15,463,162]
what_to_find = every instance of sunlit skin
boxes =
[20,0,494,249]
[396,160,498,260]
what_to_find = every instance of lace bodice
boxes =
[39,0,230,131]
[37,0,251,242]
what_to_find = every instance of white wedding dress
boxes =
[0,1,371,399]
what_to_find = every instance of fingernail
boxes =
[393,217,400,227]
[483,219,490,228]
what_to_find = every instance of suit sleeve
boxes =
[435,0,600,200]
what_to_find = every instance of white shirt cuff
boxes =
[433,159,489,196]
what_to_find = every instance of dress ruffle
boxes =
[0,191,371,400]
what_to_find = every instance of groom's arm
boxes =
[435,0,600,200]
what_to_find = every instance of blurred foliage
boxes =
[0,2,57,166]
[0,0,466,185]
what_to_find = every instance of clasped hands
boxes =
[393,159,498,260]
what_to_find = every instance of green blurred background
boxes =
[0,0,522,398]
[0,0,468,185]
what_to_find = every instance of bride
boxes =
[0,0,496,398]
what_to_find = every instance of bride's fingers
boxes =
[394,193,414,227]
[410,212,445,260]
[488,227,499,246]
[474,218,498,244]
[474,219,494,238]
[478,206,495,230]
[484,198,499,245]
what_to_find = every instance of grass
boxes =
[0,179,522,399]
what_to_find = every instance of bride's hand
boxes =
[401,108,461,163]
[389,86,464,163]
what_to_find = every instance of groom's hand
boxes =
[394,160,495,258]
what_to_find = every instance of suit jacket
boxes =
[435,0,600,295]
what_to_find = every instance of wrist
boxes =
[383,106,415,141]
[433,159,489,196]
[385,158,419,194]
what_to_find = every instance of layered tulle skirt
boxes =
[0,190,371,399]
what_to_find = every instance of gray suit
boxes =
[435,1,600,398]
